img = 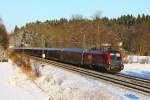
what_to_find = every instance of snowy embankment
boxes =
[122,55,150,80]
[121,64,150,80]
[0,60,48,100]
[1,58,149,100]
[30,59,149,100]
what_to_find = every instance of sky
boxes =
[0,0,150,32]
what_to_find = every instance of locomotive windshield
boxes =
[110,53,121,61]
[108,51,122,65]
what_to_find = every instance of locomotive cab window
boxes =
[110,53,121,60]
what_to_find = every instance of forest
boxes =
[0,18,8,49]
[11,14,150,55]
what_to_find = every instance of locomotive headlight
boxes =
[116,53,120,57]
[121,65,124,69]
[42,53,45,58]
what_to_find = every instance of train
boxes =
[14,48,124,73]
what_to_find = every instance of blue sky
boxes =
[0,0,150,32]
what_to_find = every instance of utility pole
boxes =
[42,35,45,59]
[98,21,101,49]
[83,33,86,49]
[80,28,86,49]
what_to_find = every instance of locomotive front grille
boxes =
[111,64,124,71]
[106,64,124,73]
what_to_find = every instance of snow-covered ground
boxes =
[0,59,149,100]
[31,60,150,100]
[121,64,150,80]
[0,60,49,100]
[122,55,150,80]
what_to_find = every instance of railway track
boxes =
[116,73,150,85]
[24,54,150,96]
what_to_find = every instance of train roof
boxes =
[91,49,119,53]
[47,48,83,52]
[14,48,120,53]
[62,48,83,52]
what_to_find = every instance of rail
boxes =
[19,54,150,96]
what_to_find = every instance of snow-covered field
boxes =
[0,59,149,100]
[121,64,150,80]
[0,60,48,100]
[122,55,150,80]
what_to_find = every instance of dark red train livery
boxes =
[14,48,124,73]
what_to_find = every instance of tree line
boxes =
[0,18,8,49]
[12,14,150,55]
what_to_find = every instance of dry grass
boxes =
[21,64,36,80]
[9,52,36,80]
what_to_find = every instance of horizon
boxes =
[0,0,150,32]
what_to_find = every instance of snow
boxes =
[122,55,150,80]
[124,55,150,64]
[0,60,49,100]
[121,64,150,80]
[31,59,150,100]
[0,59,150,100]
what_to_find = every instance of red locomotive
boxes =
[14,48,124,73]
